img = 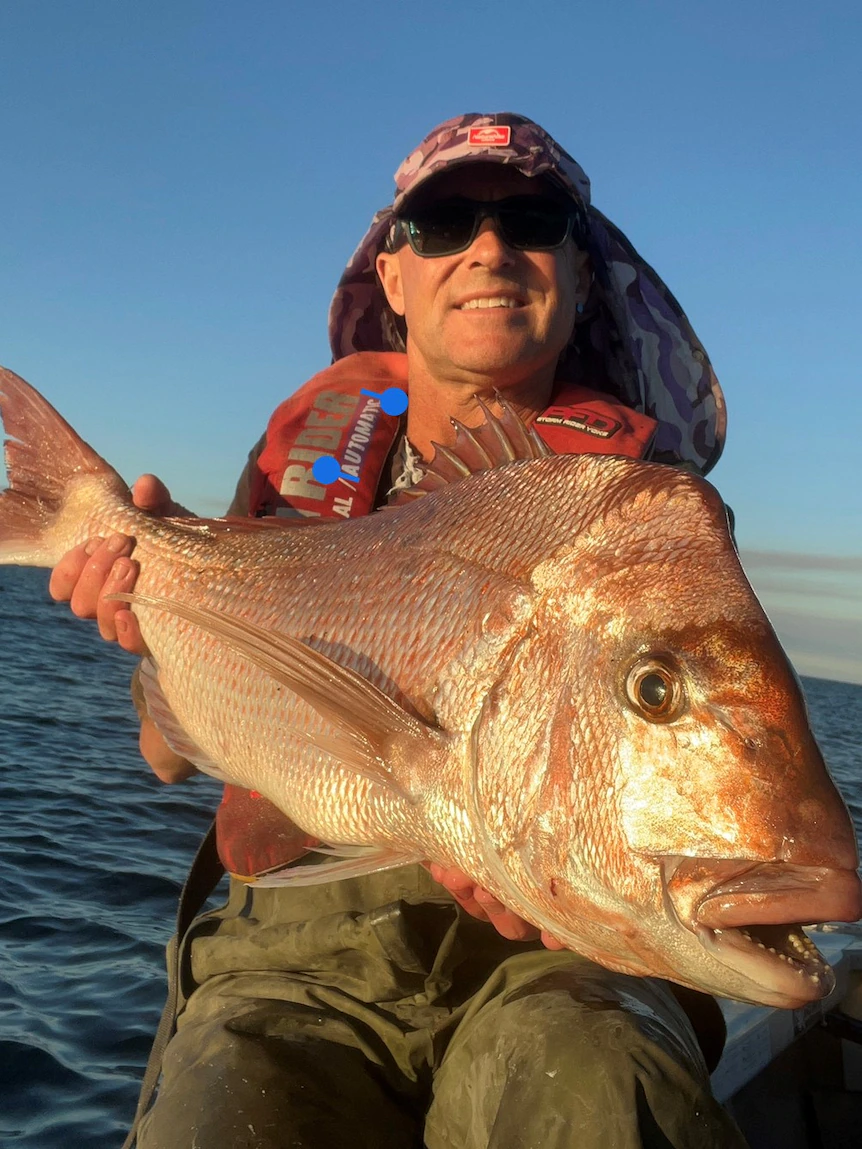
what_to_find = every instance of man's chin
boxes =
[449,353,553,384]
[440,335,548,377]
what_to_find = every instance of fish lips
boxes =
[693,861,862,930]
[663,857,862,1006]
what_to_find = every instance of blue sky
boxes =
[1,1,860,681]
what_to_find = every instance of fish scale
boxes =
[0,364,860,1009]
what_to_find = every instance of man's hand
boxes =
[427,862,565,949]
[139,715,197,784]
[49,474,197,784]
[49,529,143,649]
[48,474,177,652]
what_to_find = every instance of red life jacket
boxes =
[218,351,658,879]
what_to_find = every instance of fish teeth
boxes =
[734,925,831,978]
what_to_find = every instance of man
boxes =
[52,113,745,1148]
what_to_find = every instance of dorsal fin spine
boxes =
[390,394,552,506]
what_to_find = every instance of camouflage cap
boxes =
[328,112,726,475]
[391,112,591,212]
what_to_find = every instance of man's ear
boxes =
[574,249,592,308]
[376,251,406,317]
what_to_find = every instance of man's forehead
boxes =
[405,163,561,207]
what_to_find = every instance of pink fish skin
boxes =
[0,364,859,1009]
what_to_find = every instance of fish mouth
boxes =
[664,857,862,1006]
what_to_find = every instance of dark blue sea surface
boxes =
[0,567,861,1147]
[0,569,220,1148]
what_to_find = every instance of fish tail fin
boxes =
[0,365,128,566]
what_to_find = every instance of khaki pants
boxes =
[137,866,747,1149]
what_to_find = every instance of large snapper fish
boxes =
[0,365,859,1010]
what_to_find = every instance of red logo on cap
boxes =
[468,126,512,147]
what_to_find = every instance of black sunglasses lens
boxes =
[496,199,572,249]
[407,203,478,255]
[402,197,578,255]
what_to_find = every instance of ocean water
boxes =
[0,566,860,1148]
[0,569,220,1148]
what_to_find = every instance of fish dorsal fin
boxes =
[390,394,552,506]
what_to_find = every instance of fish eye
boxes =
[625,658,685,723]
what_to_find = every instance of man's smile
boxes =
[455,294,526,311]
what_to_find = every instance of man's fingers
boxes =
[140,717,198,784]
[540,931,567,950]
[450,889,491,922]
[49,478,180,638]
[54,533,133,619]
[132,473,174,514]
[429,862,490,921]
[93,556,143,642]
[429,862,474,895]
[47,533,145,646]
[487,914,541,942]
[474,887,541,941]
[428,864,541,939]
[112,603,148,655]
[115,608,144,655]
[48,539,99,604]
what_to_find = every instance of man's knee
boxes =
[426,967,747,1149]
[137,994,421,1149]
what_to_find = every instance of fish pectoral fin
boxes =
[289,729,415,800]
[136,656,235,782]
[248,844,422,887]
[113,592,447,802]
[166,513,323,534]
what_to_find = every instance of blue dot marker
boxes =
[312,389,409,486]
[312,455,353,485]
[361,386,408,417]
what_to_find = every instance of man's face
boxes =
[376,165,590,387]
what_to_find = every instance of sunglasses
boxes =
[390,195,587,258]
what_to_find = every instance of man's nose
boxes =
[466,218,516,268]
